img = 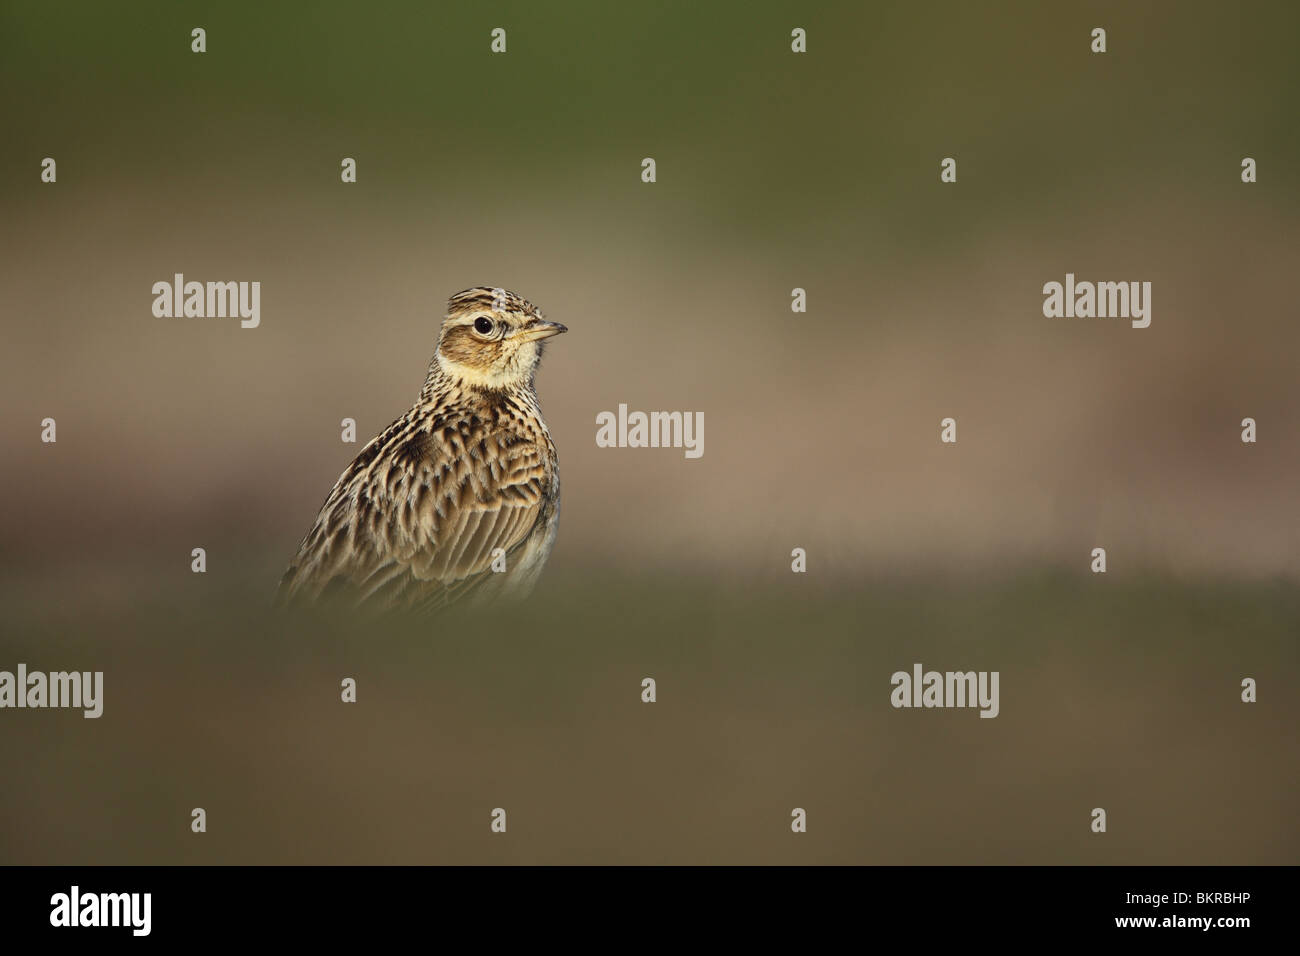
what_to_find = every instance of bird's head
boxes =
[435,287,567,390]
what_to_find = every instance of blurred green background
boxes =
[0,1,1296,863]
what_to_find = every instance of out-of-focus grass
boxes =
[0,570,1293,864]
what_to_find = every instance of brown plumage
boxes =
[276,288,566,613]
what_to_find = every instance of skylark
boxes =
[275,288,566,613]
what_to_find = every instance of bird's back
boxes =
[276,385,559,613]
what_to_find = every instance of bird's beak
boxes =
[517,319,568,342]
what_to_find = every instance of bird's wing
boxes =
[277,422,549,610]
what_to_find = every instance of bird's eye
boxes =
[473,316,494,335]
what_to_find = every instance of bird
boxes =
[275,287,567,613]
